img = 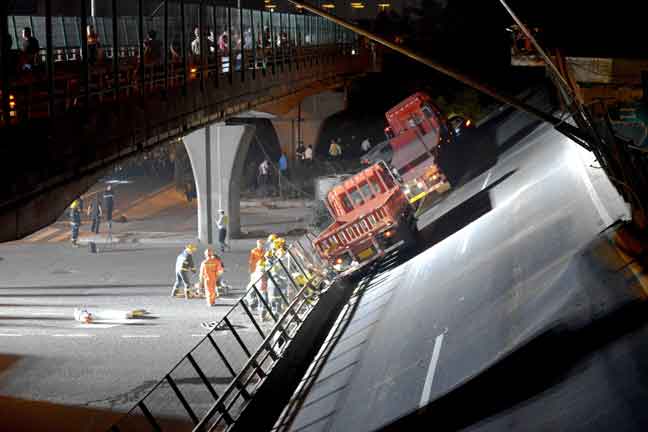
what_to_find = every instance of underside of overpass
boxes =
[0,49,368,242]
[182,89,346,243]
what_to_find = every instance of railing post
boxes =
[163,0,168,91]
[199,0,206,90]
[45,0,55,117]
[1,0,11,124]
[137,0,145,95]
[239,5,244,82]
[227,6,233,84]
[250,8,256,80]
[80,0,89,112]
[270,10,276,75]
[111,0,120,99]
[212,4,219,88]
[180,0,187,93]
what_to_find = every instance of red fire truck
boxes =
[384,91,474,206]
[312,161,417,273]
[313,92,473,273]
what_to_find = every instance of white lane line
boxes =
[572,145,613,226]
[192,334,208,337]
[24,312,67,316]
[52,333,94,338]
[419,333,445,408]
[25,227,59,242]
[0,333,22,337]
[481,171,493,191]
[121,334,161,339]
[75,324,121,329]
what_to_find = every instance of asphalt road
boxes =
[0,178,312,431]
[285,115,643,431]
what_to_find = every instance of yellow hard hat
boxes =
[267,234,277,242]
[186,243,197,253]
[70,200,79,209]
[274,237,285,246]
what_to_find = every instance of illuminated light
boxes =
[384,230,393,238]
[190,67,198,74]
[322,2,335,8]
[465,119,472,126]
[378,2,390,10]
[9,101,16,109]
[351,49,356,55]
[335,257,343,265]
[431,175,438,180]
[417,181,425,189]
[265,3,276,9]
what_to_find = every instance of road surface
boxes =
[284,115,644,431]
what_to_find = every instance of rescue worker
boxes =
[87,195,102,234]
[254,258,272,321]
[200,248,224,307]
[171,244,197,299]
[246,239,265,308]
[69,199,82,247]
[265,234,277,253]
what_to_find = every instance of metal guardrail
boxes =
[108,234,333,432]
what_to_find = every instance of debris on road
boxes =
[74,308,151,324]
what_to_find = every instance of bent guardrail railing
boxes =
[108,234,333,432]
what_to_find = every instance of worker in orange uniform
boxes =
[200,248,224,307]
[245,239,265,309]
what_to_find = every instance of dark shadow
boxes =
[416,170,516,251]
[380,299,648,432]
[0,354,21,374]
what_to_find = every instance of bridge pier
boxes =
[184,122,256,243]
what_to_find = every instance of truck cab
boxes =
[313,161,416,273]
[385,92,453,205]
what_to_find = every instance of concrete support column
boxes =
[184,122,255,243]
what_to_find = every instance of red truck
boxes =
[313,92,472,273]
[364,92,473,206]
[312,161,417,273]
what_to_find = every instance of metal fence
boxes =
[0,3,360,125]
[109,235,333,432]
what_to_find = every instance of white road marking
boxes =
[419,333,445,408]
[459,225,473,255]
[0,333,22,337]
[25,311,67,316]
[121,334,161,339]
[52,333,94,338]
[571,145,613,226]
[75,324,121,329]
[481,170,493,191]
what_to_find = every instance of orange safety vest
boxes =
[201,257,223,284]
[249,247,264,273]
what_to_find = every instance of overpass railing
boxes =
[0,3,359,126]
[108,234,334,432]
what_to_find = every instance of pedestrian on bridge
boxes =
[103,185,114,226]
[200,248,224,307]
[171,244,197,299]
